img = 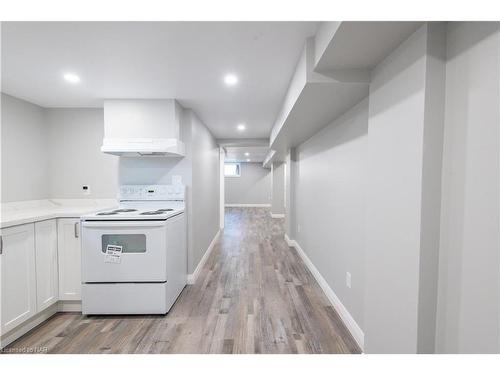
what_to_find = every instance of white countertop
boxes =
[0,199,118,229]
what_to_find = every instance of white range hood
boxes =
[101,138,185,157]
[102,99,186,157]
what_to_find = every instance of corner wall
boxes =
[1,94,120,202]
[417,22,447,353]
[364,23,446,353]
[436,22,500,353]
[225,162,271,206]
[190,111,220,274]
[285,148,297,239]
[293,98,368,334]
[271,162,285,215]
[1,93,49,202]
[47,108,119,199]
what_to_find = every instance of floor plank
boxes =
[4,208,361,354]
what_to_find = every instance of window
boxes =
[101,234,147,253]
[224,163,241,177]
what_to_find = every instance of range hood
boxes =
[101,138,185,157]
[101,99,186,157]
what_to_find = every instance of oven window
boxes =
[101,234,147,253]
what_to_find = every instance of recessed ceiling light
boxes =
[237,124,246,131]
[63,73,80,84]
[224,73,238,86]
[246,159,251,162]
[244,152,250,156]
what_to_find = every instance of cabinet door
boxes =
[57,218,81,300]
[35,219,59,311]
[0,223,36,334]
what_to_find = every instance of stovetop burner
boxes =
[140,211,166,215]
[94,208,176,217]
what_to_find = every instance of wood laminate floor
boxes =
[5,208,360,354]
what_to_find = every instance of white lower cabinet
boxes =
[0,223,37,335]
[57,218,82,300]
[1,217,82,344]
[35,220,59,311]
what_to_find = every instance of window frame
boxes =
[224,162,241,177]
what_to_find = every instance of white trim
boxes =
[58,300,82,312]
[225,204,271,208]
[284,233,295,247]
[284,234,365,351]
[187,229,221,285]
[270,213,285,218]
[1,303,59,349]
[0,302,85,349]
[219,147,225,229]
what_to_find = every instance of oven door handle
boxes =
[81,221,166,228]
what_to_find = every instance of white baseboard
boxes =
[59,300,82,312]
[187,229,221,285]
[270,213,285,218]
[225,204,271,208]
[284,233,295,247]
[284,234,365,351]
[0,300,85,349]
[0,303,59,349]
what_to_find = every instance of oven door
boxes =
[81,220,167,283]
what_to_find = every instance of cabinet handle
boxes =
[74,222,79,238]
[0,235,2,255]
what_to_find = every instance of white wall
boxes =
[436,22,500,354]
[271,162,285,215]
[417,22,446,354]
[190,111,220,273]
[287,22,500,354]
[1,95,119,201]
[285,148,297,238]
[225,162,271,205]
[285,23,450,353]
[363,23,447,354]
[47,108,118,199]
[365,26,426,353]
[1,93,49,202]
[219,148,225,228]
[294,97,368,332]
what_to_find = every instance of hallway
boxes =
[5,208,360,354]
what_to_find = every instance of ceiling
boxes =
[1,21,318,139]
[224,146,269,163]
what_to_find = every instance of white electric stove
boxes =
[80,184,187,315]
